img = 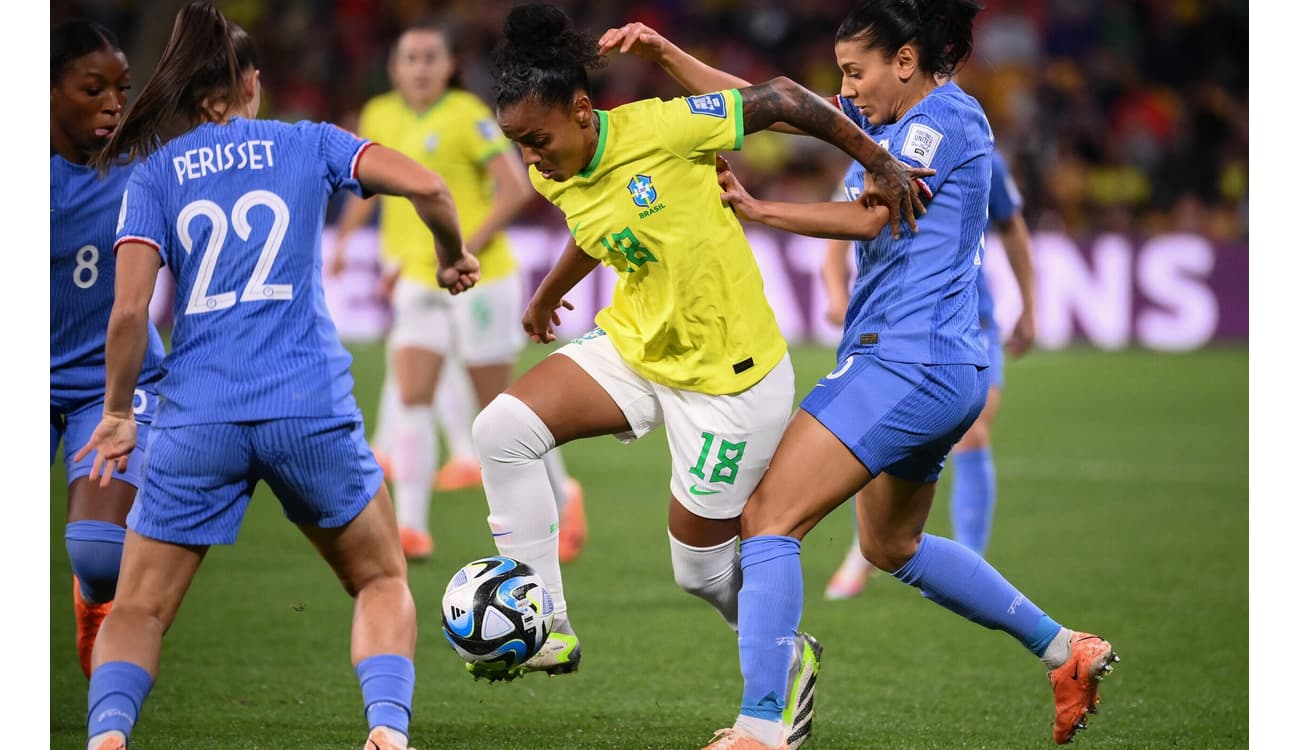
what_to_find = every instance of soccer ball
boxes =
[440,555,554,671]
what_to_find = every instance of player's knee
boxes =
[472,394,554,465]
[738,487,800,539]
[65,521,126,604]
[859,532,921,574]
[668,534,739,598]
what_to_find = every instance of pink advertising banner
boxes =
[200,226,1244,351]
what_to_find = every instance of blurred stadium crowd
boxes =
[52,0,1247,240]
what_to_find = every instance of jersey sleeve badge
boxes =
[686,93,728,118]
[901,123,943,167]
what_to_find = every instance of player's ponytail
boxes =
[835,0,982,79]
[51,19,120,85]
[490,3,606,109]
[93,0,260,171]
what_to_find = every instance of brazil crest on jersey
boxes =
[835,81,992,367]
[529,91,787,395]
[51,156,166,411]
[116,117,372,426]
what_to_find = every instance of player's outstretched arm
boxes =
[738,77,931,238]
[355,144,479,293]
[717,157,891,241]
[523,236,598,344]
[598,22,822,135]
[73,242,162,485]
[599,23,748,95]
[998,210,1036,356]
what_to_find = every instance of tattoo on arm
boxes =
[740,77,890,168]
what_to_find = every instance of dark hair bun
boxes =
[504,3,568,46]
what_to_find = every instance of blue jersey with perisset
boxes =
[835,81,992,366]
[116,117,372,427]
[51,156,166,411]
[976,149,1024,325]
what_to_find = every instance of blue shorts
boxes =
[50,388,157,488]
[800,353,988,482]
[981,319,1004,390]
[128,416,384,546]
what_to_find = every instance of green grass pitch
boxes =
[50,344,1248,749]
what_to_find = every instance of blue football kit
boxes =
[114,117,384,544]
[50,155,166,486]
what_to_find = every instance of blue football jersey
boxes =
[976,149,1024,325]
[116,117,373,426]
[835,81,992,366]
[50,156,166,411]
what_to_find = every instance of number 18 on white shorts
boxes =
[555,330,794,520]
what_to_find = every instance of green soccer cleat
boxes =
[782,632,823,750]
[466,631,582,683]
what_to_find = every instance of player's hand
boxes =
[521,295,575,344]
[598,22,672,61]
[863,151,934,238]
[716,156,760,222]
[73,412,137,488]
[438,253,481,295]
[1005,308,1036,357]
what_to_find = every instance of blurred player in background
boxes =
[51,18,166,680]
[329,19,587,563]
[75,3,475,748]
[600,1,1115,747]
[823,146,1036,599]
[471,6,927,747]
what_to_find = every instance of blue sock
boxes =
[87,661,153,741]
[893,534,1062,655]
[949,448,996,556]
[66,521,126,604]
[737,535,803,721]
[356,654,414,736]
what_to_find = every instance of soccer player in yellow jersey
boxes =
[329,20,586,561]
[466,5,927,744]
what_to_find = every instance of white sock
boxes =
[669,533,741,630]
[88,731,126,750]
[473,394,566,623]
[541,449,571,514]
[434,358,477,462]
[734,715,785,746]
[371,365,402,457]
[1041,627,1075,670]
[392,404,436,533]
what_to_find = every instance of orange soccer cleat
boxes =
[74,576,113,679]
[1048,631,1119,744]
[702,728,789,750]
[87,731,126,750]
[434,457,482,491]
[397,526,434,561]
[557,479,587,563]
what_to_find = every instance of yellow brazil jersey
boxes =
[530,90,787,396]
[358,89,517,286]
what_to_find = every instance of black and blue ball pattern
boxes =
[441,556,554,671]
